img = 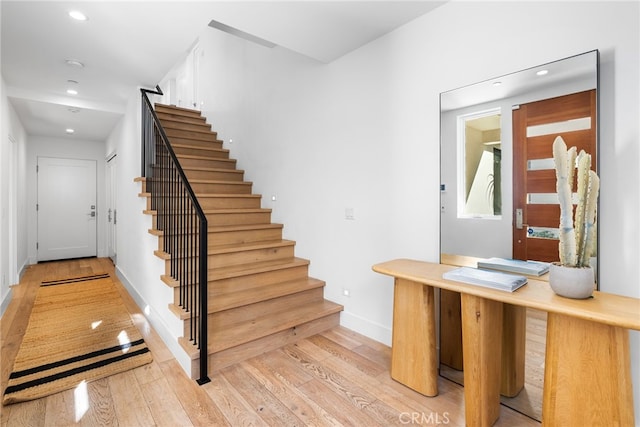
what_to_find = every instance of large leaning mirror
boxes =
[439,50,599,422]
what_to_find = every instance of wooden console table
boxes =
[373,259,640,426]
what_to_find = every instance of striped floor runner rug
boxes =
[3,273,152,405]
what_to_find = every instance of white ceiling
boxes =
[1,1,445,141]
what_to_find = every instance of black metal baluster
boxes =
[140,88,210,385]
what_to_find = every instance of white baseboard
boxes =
[339,310,392,347]
[18,260,28,281]
[115,266,193,377]
[0,288,13,317]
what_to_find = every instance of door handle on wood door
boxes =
[515,209,524,229]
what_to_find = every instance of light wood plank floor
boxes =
[1,258,540,426]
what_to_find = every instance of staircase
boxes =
[138,103,343,379]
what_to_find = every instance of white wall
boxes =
[105,92,191,375]
[25,136,107,264]
[168,0,639,417]
[0,77,28,316]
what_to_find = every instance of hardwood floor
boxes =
[1,258,539,426]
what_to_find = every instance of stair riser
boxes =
[173,146,229,159]
[211,264,309,294]
[156,112,207,125]
[210,227,282,246]
[206,212,272,227]
[165,128,219,142]
[193,288,326,336]
[198,196,261,210]
[178,157,239,170]
[142,194,259,211]
[149,210,270,231]
[170,264,310,301]
[155,243,296,272]
[210,244,295,269]
[189,182,253,194]
[160,121,212,133]
[157,225,279,249]
[198,312,340,376]
[184,169,244,182]
[167,137,223,150]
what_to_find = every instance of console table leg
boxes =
[461,294,503,427]
[543,312,635,426]
[501,304,526,397]
[391,278,438,396]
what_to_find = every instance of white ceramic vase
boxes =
[549,263,595,299]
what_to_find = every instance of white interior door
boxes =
[176,42,200,109]
[37,157,97,261]
[106,154,117,263]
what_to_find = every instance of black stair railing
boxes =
[141,86,210,385]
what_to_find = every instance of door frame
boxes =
[106,152,117,263]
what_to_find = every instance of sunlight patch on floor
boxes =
[118,330,131,353]
[74,380,89,422]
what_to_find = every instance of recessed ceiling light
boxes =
[69,11,88,21]
[66,128,75,134]
[65,59,85,68]
[66,89,78,95]
[536,69,549,76]
[492,81,502,87]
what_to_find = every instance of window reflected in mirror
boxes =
[459,110,502,218]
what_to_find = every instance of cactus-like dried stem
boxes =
[574,151,591,263]
[553,136,577,266]
[578,171,600,266]
[552,136,599,268]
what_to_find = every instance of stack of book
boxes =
[477,257,550,276]
[443,266,528,292]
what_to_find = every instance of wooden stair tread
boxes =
[183,166,244,174]
[160,257,311,288]
[209,223,283,233]
[162,136,223,145]
[178,299,343,357]
[144,207,271,215]
[176,154,232,161]
[172,142,228,152]
[158,117,210,126]
[155,103,201,116]
[149,223,283,237]
[190,179,251,184]
[209,239,295,254]
[155,113,207,126]
[152,158,237,167]
[160,122,212,133]
[141,193,259,199]
[177,277,326,315]
[210,257,310,280]
[204,208,271,214]
[155,239,294,259]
